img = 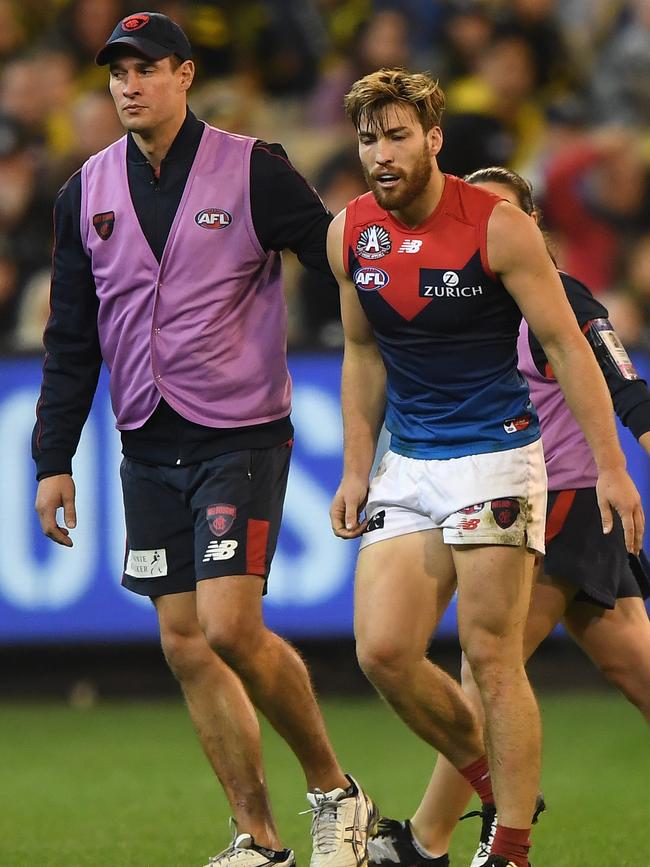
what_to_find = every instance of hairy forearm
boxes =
[546,333,626,471]
[341,340,386,479]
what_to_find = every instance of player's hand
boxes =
[330,474,369,538]
[35,474,77,547]
[596,467,644,555]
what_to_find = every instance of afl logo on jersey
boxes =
[356,225,391,260]
[353,267,389,291]
[195,209,232,229]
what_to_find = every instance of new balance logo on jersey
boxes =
[398,239,423,253]
[365,510,386,532]
[356,225,392,260]
[203,540,238,562]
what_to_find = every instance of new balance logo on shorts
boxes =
[203,540,238,562]
[365,510,386,532]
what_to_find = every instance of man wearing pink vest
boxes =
[32,12,375,867]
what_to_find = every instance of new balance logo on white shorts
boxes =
[203,540,238,562]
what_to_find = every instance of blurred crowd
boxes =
[3,0,650,353]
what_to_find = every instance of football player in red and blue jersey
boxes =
[367,167,650,867]
[327,68,644,867]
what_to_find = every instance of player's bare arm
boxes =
[35,474,77,547]
[487,201,644,553]
[327,210,386,538]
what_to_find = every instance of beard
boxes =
[364,141,433,212]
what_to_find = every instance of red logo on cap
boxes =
[121,14,150,31]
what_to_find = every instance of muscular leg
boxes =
[413,583,650,854]
[455,544,539,830]
[155,591,280,849]
[354,530,485,768]
[564,595,650,723]
[196,574,349,793]
[411,568,575,853]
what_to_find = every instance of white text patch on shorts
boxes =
[125,549,168,578]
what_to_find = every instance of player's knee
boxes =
[201,618,256,672]
[356,636,411,690]
[598,657,650,712]
[463,634,522,694]
[160,625,212,683]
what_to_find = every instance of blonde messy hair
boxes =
[344,68,445,134]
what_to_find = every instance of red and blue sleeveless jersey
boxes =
[342,174,540,459]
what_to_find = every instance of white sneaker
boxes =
[466,803,496,867]
[304,774,379,867]
[466,794,544,867]
[203,824,295,867]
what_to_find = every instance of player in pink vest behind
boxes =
[32,12,376,867]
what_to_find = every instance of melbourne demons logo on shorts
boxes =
[491,498,520,529]
[206,503,237,537]
[93,211,115,240]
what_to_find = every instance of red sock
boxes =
[459,755,494,805]
[491,824,531,867]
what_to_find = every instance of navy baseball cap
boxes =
[96,12,192,66]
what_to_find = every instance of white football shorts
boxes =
[359,439,547,555]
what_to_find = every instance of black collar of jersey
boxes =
[126,108,204,168]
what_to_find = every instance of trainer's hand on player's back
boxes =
[596,467,645,554]
[35,474,77,547]
[330,475,369,538]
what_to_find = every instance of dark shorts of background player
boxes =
[120,442,292,598]
[544,487,650,609]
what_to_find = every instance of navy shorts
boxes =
[120,442,292,597]
[544,487,650,609]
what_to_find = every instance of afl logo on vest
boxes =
[195,209,233,230]
[356,225,391,260]
[353,267,389,292]
[121,14,150,30]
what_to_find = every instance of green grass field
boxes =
[1,693,647,866]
